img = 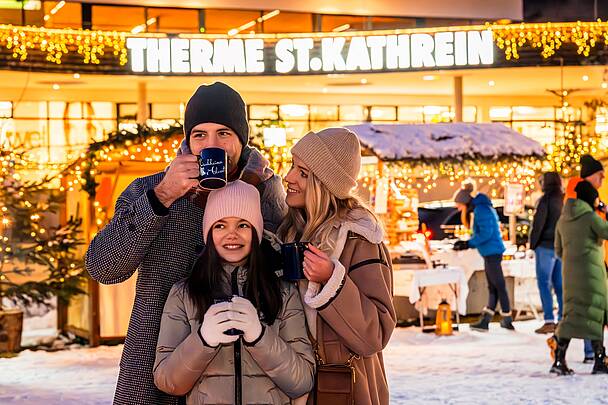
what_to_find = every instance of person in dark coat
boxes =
[85,82,287,405]
[562,155,606,361]
[453,181,513,331]
[529,172,564,334]
[549,180,608,375]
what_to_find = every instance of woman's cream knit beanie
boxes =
[291,127,361,199]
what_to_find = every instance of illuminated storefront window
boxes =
[203,9,261,35]
[370,106,397,122]
[263,11,313,33]
[1,101,115,164]
[596,107,608,150]
[423,106,451,123]
[92,5,145,32]
[146,8,199,34]
[42,1,81,29]
[490,106,583,148]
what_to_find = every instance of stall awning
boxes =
[345,123,545,161]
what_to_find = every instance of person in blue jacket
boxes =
[453,180,514,331]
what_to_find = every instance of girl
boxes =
[154,180,315,404]
[278,127,396,405]
[453,180,513,331]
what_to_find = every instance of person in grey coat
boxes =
[85,82,287,405]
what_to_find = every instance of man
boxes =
[557,154,605,362]
[85,82,287,405]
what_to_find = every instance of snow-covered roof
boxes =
[345,123,545,161]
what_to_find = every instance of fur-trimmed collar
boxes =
[329,208,384,259]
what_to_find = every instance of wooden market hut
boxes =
[345,122,545,244]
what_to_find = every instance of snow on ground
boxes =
[1,321,608,404]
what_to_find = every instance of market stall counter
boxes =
[391,239,540,323]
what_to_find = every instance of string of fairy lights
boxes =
[1,21,608,66]
[490,20,608,60]
[0,24,128,65]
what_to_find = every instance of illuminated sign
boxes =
[126,29,494,75]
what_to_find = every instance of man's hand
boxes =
[154,154,199,207]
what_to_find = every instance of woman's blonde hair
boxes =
[277,171,381,253]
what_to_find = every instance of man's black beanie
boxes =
[580,154,604,179]
[184,82,249,147]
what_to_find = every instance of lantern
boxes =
[435,299,453,336]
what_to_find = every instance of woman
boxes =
[550,180,608,375]
[278,127,396,405]
[154,180,315,404]
[453,180,513,331]
[529,172,564,334]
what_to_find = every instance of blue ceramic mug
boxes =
[281,242,309,281]
[198,147,227,190]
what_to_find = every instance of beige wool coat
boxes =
[154,269,315,405]
[298,209,396,405]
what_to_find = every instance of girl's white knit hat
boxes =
[202,180,264,243]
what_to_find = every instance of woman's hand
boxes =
[303,244,335,284]
[229,296,263,344]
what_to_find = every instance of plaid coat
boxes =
[85,148,287,405]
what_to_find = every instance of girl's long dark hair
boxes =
[185,230,282,325]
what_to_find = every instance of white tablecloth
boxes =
[393,267,468,315]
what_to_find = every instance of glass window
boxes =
[84,102,115,119]
[152,104,181,120]
[83,102,116,142]
[370,106,397,121]
[263,11,312,33]
[92,5,145,32]
[369,16,416,30]
[596,107,608,150]
[279,104,309,120]
[463,106,477,122]
[310,105,338,121]
[118,103,138,120]
[49,102,82,119]
[43,1,81,29]
[309,120,344,132]
[0,7,23,25]
[23,0,43,25]
[0,0,42,24]
[596,107,608,135]
[283,121,309,141]
[3,118,48,158]
[339,105,366,121]
[512,121,556,147]
[249,105,278,120]
[556,107,582,121]
[146,8,199,33]
[13,101,47,118]
[0,101,12,118]
[398,106,424,123]
[423,106,450,123]
[511,106,554,120]
[204,9,261,35]
[489,107,512,121]
[322,15,366,32]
